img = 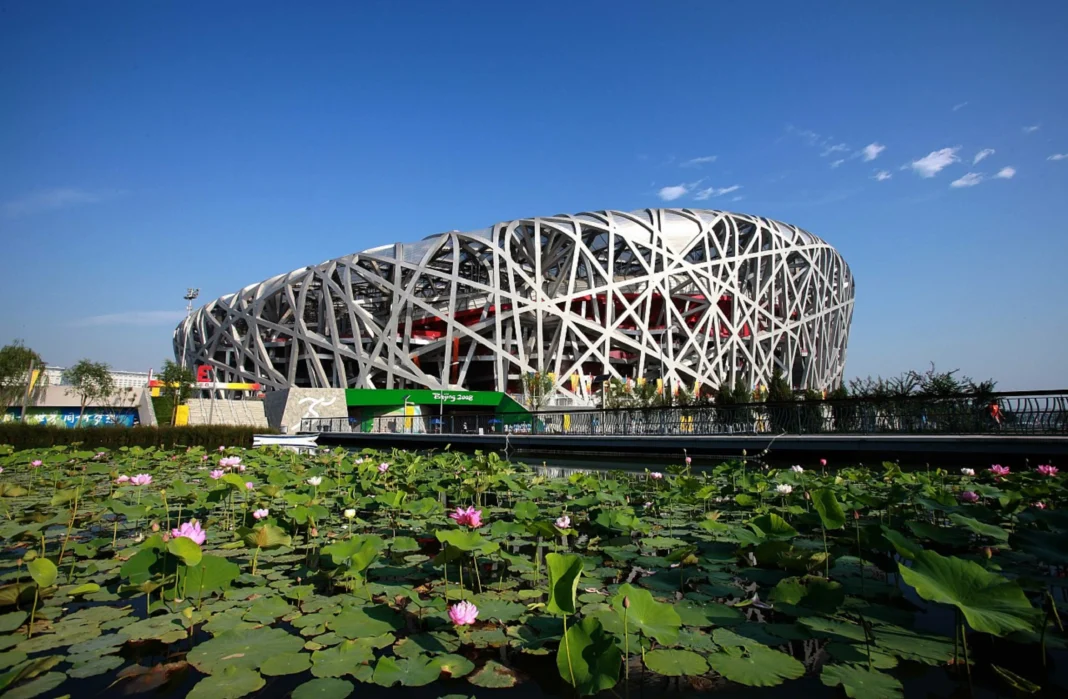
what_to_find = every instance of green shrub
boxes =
[0,424,275,450]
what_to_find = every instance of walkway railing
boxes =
[301,390,1068,437]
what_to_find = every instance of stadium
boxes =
[174,208,854,404]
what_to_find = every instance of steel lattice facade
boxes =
[174,208,854,399]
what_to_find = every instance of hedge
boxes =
[0,424,275,451]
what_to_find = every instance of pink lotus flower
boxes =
[218,446,226,452]
[220,456,242,469]
[30,460,42,468]
[960,491,979,503]
[171,520,206,545]
[253,508,269,520]
[1037,465,1059,477]
[355,457,365,464]
[448,600,479,626]
[685,456,692,465]
[989,465,1011,477]
[378,463,390,473]
[1034,501,1047,510]
[201,455,210,461]
[556,515,571,529]
[115,474,130,484]
[130,474,152,486]
[245,482,254,490]
[819,458,828,467]
[94,452,106,460]
[449,506,483,528]
[650,472,663,480]
[209,469,224,480]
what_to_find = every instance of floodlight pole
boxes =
[181,288,200,369]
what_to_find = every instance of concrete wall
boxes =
[185,399,268,428]
[264,388,347,433]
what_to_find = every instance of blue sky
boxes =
[2,1,1066,389]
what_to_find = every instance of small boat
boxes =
[253,434,318,449]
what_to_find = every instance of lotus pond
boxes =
[0,445,1066,699]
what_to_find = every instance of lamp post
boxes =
[403,394,412,434]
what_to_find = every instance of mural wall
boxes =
[2,409,139,427]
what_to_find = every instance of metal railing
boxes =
[301,390,1068,437]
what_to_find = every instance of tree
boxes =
[523,371,555,411]
[63,360,116,427]
[158,360,196,425]
[0,341,47,416]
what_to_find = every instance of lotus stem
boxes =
[26,587,39,639]
[961,620,972,688]
[562,613,576,688]
[822,525,829,578]
[251,546,261,576]
[57,491,78,571]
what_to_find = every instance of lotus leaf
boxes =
[188,627,304,674]
[468,660,518,688]
[610,584,681,646]
[556,616,620,695]
[187,665,265,699]
[545,553,583,615]
[371,655,441,687]
[898,549,1039,636]
[2,671,67,699]
[292,677,354,699]
[644,649,708,677]
[812,488,846,530]
[820,664,903,699]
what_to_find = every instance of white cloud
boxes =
[694,185,742,200]
[3,187,119,218]
[71,310,187,327]
[953,102,969,111]
[821,143,849,157]
[1048,153,1068,161]
[973,148,995,164]
[994,166,1015,179]
[830,159,845,168]
[681,155,717,167]
[658,185,689,201]
[731,195,744,202]
[950,172,984,188]
[861,143,886,162]
[872,170,892,181]
[909,147,960,177]
[786,125,822,147]
[1023,125,1040,133]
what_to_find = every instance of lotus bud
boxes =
[623,596,630,609]
[151,522,160,532]
[310,527,319,537]
[162,533,170,542]
[853,510,860,520]
[983,547,993,559]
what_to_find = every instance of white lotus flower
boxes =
[307,476,322,486]
[776,484,793,495]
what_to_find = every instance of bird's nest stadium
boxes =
[174,208,854,404]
